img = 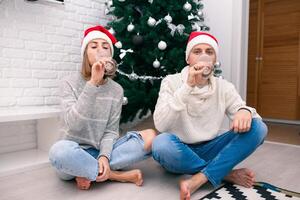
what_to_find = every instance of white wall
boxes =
[0,0,107,154]
[0,0,107,108]
[202,0,249,98]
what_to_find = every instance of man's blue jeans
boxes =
[152,118,268,188]
[49,131,151,181]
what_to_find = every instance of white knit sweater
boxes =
[153,66,261,144]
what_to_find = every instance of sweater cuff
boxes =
[97,139,114,160]
[85,81,100,96]
[238,106,254,116]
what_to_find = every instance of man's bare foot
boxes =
[224,168,255,188]
[75,177,91,190]
[109,169,143,186]
[179,173,208,200]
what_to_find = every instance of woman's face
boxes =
[187,43,216,66]
[86,38,112,66]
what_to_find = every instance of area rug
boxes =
[199,182,300,200]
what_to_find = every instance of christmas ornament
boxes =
[123,97,128,105]
[119,49,134,59]
[148,0,153,3]
[108,27,115,35]
[132,34,143,46]
[127,23,135,32]
[115,41,122,49]
[129,72,139,80]
[164,14,172,23]
[183,2,192,11]
[147,17,156,27]
[119,0,126,2]
[158,41,167,50]
[107,0,113,7]
[153,59,160,68]
[168,23,185,36]
[197,10,203,17]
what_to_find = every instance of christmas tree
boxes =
[105,0,210,123]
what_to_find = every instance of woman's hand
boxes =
[230,109,252,133]
[96,156,111,182]
[88,61,106,86]
[187,62,209,87]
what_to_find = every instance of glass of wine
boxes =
[94,51,117,78]
[196,54,214,79]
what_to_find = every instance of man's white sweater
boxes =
[153,66,261,144]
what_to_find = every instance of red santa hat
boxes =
[81,25,117,57]
[185,32,219,61]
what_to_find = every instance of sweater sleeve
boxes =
[97,90,123,160]
[153,77,193,132]
[224,82,258,120]
[60,79,99,132]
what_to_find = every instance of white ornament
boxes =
[115,41,122,49]
[158,41,167,50]
[147,17,156,27]
[197,10,203,17]
[119,0,126,2]
[153,59,160,68]
[123,97,128,105]
[107,0,113,7]
[127,23,135,32]
[108,27,115,35]
[164,14,172,23]
[148,0,153,3]
[183,2,192,11]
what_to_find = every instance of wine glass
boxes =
[196,54,214,79]
[94,51,118,78]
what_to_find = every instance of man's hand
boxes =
[230,109,252,133]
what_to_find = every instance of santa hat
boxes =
[185,32,219,61]
[81,25,117,57]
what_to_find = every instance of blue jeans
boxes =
[152,118,268,188]
[49,131,151,181]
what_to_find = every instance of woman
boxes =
[49,25,156,190]
[152,32,268,200]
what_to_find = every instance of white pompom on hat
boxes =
[185,32,219,61]
[81,25,117,57]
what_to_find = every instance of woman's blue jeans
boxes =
[152,118,268,188]
[49,131,151,181]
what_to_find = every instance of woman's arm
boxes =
[60,79,99,131]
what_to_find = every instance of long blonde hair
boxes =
[81,50,91,81]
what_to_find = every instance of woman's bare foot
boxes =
[109,169,143,186]
[179,173,208,200]
[224,168,255,188]
[75,177,91,190]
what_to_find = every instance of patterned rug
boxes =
[199,182,300,200]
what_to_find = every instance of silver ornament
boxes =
[107,0,113,7]
[123,97,128,105]
[197,10,203,17]
[164,14,172,23]
[158,41,167,50]
[183,2,192,12]
[129,72,138,80]
[147,17,156,27]
[115,41,122,49]
[127,23,135,32]
[119,0,126,2]
[153,59,160,68]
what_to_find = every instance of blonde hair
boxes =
[81,50,91,81]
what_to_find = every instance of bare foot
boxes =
[224,168,255,188]
[109,169,143,186]
[179,173,208,200]
[75,177,91,190]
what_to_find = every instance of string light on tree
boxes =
[127,23,135,32]
[183,2,192,11]
[158,41,167,50]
